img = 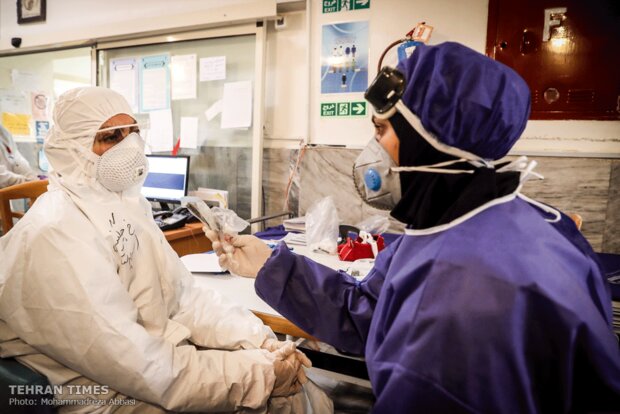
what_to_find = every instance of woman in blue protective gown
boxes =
[205,42,620,413]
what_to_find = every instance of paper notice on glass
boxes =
[171,54,197,100]
[180,117,199,149]
[221,81,252,129]
[205,99,222,121]
[146,109,173,152]
[30,92,49,121]
[11,70,41,92]
[110,58,139,112]
[2,112,31,136]
[140,55,170,112]
[0,90,28,114]
[199,56,226,82]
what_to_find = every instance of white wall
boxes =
[264,0,619,155]
[0,0,276,49]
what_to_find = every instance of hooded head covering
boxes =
[383,42,531,227]
[395,41,531,161]
[45,86,135,184]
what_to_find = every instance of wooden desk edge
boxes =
[163,222,205,242]
[252,310,317,341]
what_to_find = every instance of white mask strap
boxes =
[495,156,545,184]
[391,158,476,174]
[497,155,560,223]
[97,122,140,133]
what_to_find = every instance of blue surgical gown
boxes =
[255,198,620,413]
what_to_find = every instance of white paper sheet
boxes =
[11,70,41,92]
[171,54,197,100]
[140,55,170,112]
[146,109,173,152]
[181,253,226,273]
[204,99,222,121]
[0,89,28,114]
[180,116,199,149]
[110,58,139,112]
[199,56,226,82]
[221,81,252,129]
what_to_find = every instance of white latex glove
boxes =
[271,343,304,397]
[209,234,273,278]
[203,228,235,265]
[262,338,312,385]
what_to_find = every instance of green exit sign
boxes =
[323,0,370,13]
[321,101,367,117]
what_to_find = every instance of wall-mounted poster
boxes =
[110,58,139,113]
[140,54,170,112]
[321,21,369,94]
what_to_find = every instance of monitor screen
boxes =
[141,155,190,204]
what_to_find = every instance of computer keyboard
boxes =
[153,208,191,231]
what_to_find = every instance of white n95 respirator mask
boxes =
[352,138,401,210]
[96,132,149,192]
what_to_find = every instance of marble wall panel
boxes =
[603,160,620,253]
[262,147,616,252]
[262,148,299,228]
[298,147,364,225]
[517,156,611,251]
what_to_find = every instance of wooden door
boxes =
[486,0,620,120]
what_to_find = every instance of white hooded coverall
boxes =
[0,124,37,188]
[0,87,280,413]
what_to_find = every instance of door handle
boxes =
[520,29,536,54]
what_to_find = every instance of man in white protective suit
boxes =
[0,87,322,413]
[0,124,38,188]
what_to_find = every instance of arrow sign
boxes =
[352,102,365,115]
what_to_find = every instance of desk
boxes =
[192,271,316,339]
[190,244,358,340]
[164,222,212,256]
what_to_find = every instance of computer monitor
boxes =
[141,155,190,211]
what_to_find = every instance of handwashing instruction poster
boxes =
[321,21,369,94]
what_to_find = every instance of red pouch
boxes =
[337,234,385,261]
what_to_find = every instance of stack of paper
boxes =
[181,252,226,273]
[281,232,307,246]
[283,216,306,233]
[189,187,229,208]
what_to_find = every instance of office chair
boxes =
[0,179,49,234]
[567,212,583,231]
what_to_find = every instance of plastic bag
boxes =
[305,196,340,254]
[267,379,334,414]
[356,214,390,234]
[211,206,249,234]
[182,196,249,235]
[181,197,249,268]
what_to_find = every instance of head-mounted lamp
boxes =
[364,66,405,118]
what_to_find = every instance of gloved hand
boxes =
[262,338,312,385]
[203,229,273,278]
[271,343,304,397]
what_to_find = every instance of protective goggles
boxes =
[364,66,405,118]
